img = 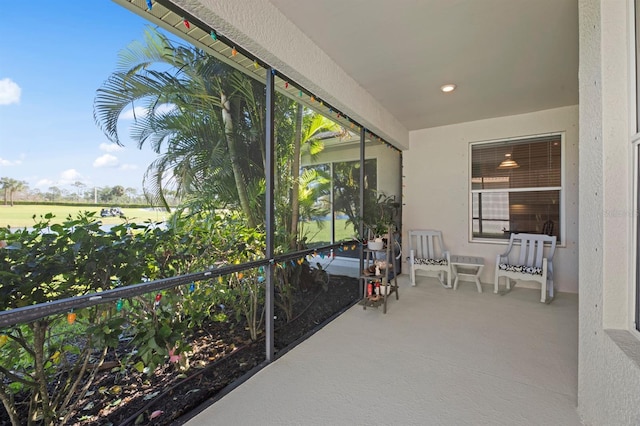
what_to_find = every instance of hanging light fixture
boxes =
[498,153,519,169]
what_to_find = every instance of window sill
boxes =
[469,237,567,249]
[605,329,640,369]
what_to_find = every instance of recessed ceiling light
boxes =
[440,84,456,93]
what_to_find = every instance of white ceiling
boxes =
[267,0,578,131]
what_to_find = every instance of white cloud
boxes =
[120,106,148,120]
[0,157,22,166]
[99,142,123,153]
[155,103,176,115]
[35,178,54,188]
[120,103,176,120]
[59,169,82,184]
[120,163,138,171]
[32,170,88,189]
[93,154,119,168]
[0,78,21,105]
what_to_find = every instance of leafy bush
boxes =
[0,208,334,424]
[0,212,157,425]
[167,209,267,341]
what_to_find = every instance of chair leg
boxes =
[453,269,460,290]
[494,275,499,294]
[540,279,546,303]
[437,271,450,288]
[409,250,416,286]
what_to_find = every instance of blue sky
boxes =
[0,1,166,194]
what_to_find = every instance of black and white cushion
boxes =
[413,257,448,266]
[498,263,543,276]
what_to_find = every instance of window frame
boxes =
[468,133,566,245]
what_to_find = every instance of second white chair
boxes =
[494,233,557,303]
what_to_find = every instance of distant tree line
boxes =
[0,177,26,206]
[0,177,171,206]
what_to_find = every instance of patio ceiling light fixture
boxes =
[440,83,456,93]
[498,153,520,169]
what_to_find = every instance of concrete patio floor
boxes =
[186,275,581,425]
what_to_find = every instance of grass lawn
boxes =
[0,205,357,244]
[0,204,169,228]
[301,219,357,245]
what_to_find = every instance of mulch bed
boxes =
[0,274,360,426]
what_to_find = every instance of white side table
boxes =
[450,255,484,293]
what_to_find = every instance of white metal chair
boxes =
[494,233,557,303]
[408,230,452,288]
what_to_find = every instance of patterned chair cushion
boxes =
[498,263,543,276]
[413,258,448,266]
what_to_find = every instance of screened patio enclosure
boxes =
[0,1,407,424]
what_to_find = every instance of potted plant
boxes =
[365,219,392,250]
[360,192,400,250]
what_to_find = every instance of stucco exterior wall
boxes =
[578,0,640,424]
[405,106,579,294]
[171,0,409,149]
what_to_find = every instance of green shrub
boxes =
[0,209,277,424]
[0,212,158,425]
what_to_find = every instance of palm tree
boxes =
[295,166,332,244]
[94,27,264,226]
[0,177,10,205]
[8,180,26,206]
[94,26,347,251]
[0,178,27,206]
[286,111,342,249]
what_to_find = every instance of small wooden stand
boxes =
[360,227,399,314]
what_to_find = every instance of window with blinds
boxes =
[470,134,562,242]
